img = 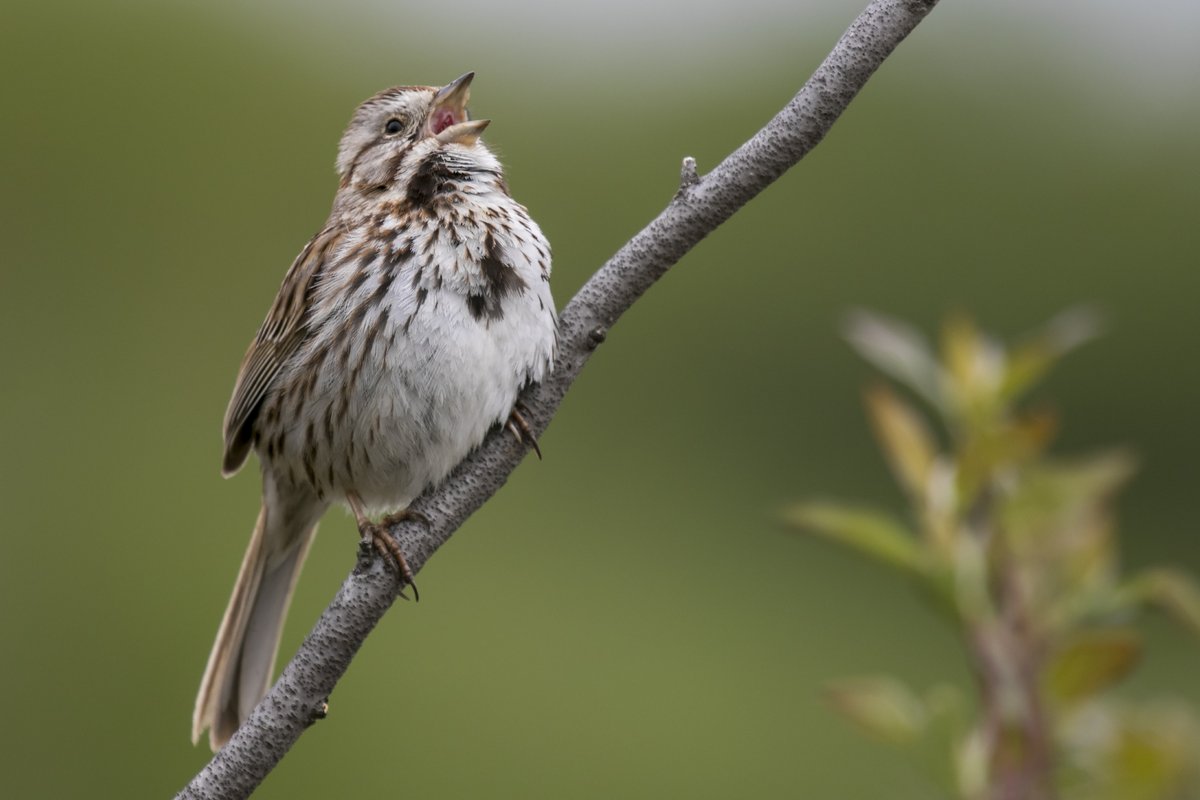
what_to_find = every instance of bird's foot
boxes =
[506,403,542,460]
[348,492,421,601]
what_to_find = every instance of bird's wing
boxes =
[221,224,345,476]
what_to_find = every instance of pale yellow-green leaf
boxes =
[1001,451,1136,551]
[951,409,1059,511]
[1039,306,1104,353]
[843,308,944,410]
[864,383,939,500]
[910,684,972,796]
[1001,341,1057,406]
[941,312,984,393]
[1002,307,1103,404]
[825,676,927,745]
[1103,705,1200,800]
[1002,485,1121,627]
[1124,568,1200,638]
[784,502,925,576]
[1050,451,1138,502]
[940,312,1005,425]
[1060,701,1200,800]
[1044,629,1141,708]
[955,725,990,799]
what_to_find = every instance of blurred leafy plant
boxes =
[787,310,1200,800]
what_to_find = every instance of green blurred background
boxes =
[2,0,1197,796]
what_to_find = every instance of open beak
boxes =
[429,71,491,145]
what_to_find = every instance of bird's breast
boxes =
[277,192,556,512]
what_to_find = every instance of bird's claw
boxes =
[506,403,542,460]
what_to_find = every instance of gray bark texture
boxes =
[177,1,941,796]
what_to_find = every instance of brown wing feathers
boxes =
[221,226,344,475]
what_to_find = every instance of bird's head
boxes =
[335,72,494,195]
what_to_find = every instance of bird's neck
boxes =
[401,148,508,208]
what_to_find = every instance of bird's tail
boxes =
[192,500,320,751]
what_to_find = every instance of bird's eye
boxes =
[383,118,405,135]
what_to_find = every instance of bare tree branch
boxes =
[176,1,941,796]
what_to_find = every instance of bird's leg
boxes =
[505,402,542,460]
[347,491,419,601]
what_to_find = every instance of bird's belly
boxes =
[334,290,549,513]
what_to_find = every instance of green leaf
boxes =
[864,383,939,500]
[1104,705,1200,800]
[1002,307,1103,403]
[1123,569,1200,638]
[825,676,927,745]
[843,309,944,411]
[785,502,925,576]
[956,726,990,800]
[1060,701,1200,800]
[1044,629,1141,708]
[940,312,996,402]
[1002,451,1136,548]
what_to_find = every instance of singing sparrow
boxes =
[192,72,556,751]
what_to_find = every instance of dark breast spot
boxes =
[466,294,489,321]
[407,154,466,207]
[466,233,529,322]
